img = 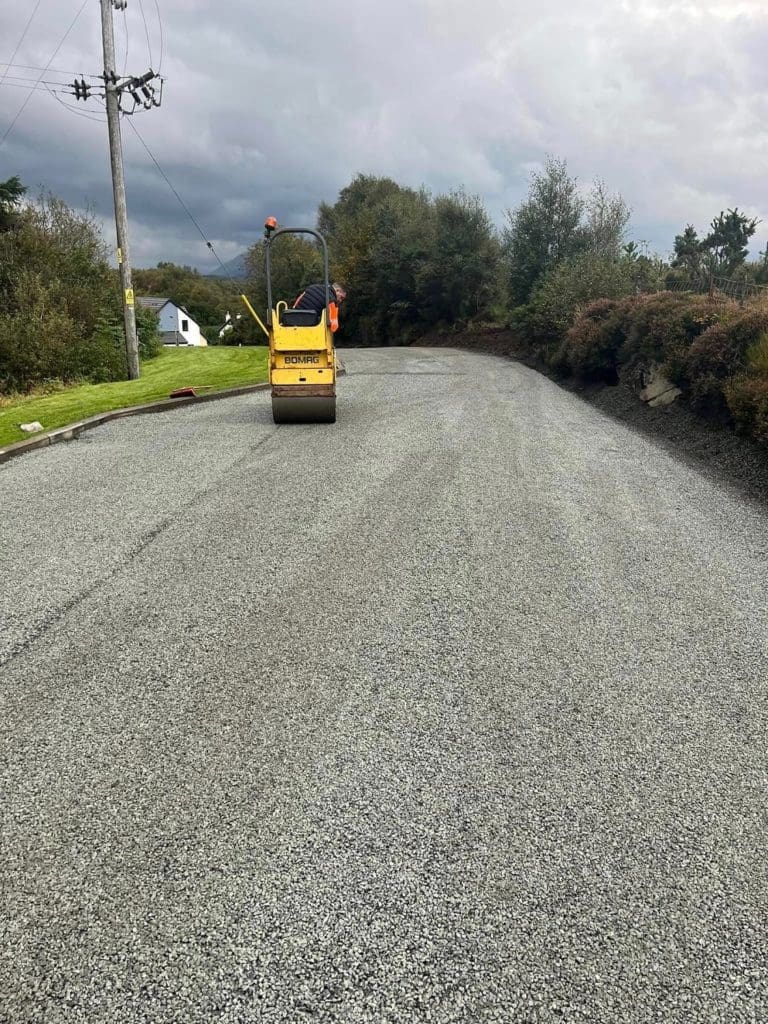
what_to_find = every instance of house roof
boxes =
[136,296,171,312]
[137,297,199,325]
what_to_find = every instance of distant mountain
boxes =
[206,252,248,279]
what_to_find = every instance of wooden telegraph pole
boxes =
[100,0,140,379]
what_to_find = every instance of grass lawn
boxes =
[0,347,269,448]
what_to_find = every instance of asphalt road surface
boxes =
[1,347,767,1024]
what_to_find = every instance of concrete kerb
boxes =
[0,382,270,466]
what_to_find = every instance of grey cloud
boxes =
[1,0,767,271]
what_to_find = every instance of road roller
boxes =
[240,218,338,424]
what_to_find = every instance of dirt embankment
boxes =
[420,328,768,509]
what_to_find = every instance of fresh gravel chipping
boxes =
[1,347,767,1023]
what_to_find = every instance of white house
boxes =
[136,297,207,347]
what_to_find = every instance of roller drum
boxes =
[271,396,336,424]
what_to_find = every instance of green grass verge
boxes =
[0,347,268,448]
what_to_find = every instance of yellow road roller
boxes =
[240,218,338,424]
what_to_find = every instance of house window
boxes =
[181,319,189,332]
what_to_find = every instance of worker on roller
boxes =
[292,282,347,331]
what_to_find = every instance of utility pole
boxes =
[100,0,139,379]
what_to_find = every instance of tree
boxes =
[0,193,112,325]
[517,250,635,353]
[0,176,26,232]
[245,234,323,307]
[584,179,631,259]
[132,262,240,338]
[502,157,586,307]
[671,224,702,278]
[755,245,768,286]
[315,174,502,344]
[417,188,501,325]
[318,174,408,286]
[629,253,666,294]
[0,193,156,391]
[700,208,760,278]
[318,175,436,344]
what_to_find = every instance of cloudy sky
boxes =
[1,0,766,271]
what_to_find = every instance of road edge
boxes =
[419,333,768,509]
[0,382,270,466]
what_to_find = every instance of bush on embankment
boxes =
[509,253,637,375]
[550,291,768,445]
[0,188,161,393]
[723,332,768,444]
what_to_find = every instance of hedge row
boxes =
[559,292,768,444]
[0,196,162,393]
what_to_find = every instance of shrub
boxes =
[135,304,161,360]
[619,291,732,383]
[746,331,768,374]
[0,194,138,391]
[200,324,222,345]
[512,252,635,369]
[71,316,126,383]
[686,311,768,418]
[725,375,768,444]
[0,270,126,391]
[564,297,630,381]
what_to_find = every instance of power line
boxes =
[45,83,107,123]
[136,0,154,69]
[125,118,235,280]
[122,8,130,77]
[0,0,91,150]
[0,0,44,90]
[0,74,81,89]
[0,63,100,78]
[154,0,165,73]
[0,81,76,95]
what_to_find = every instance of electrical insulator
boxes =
[73,78,90,101]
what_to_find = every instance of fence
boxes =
[665,272,768,303]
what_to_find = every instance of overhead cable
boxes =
[0,63,101,78]
[122,8,130,77]
[0,1,44,90]
[0,0,91,149]
[136,0,154,69]
[154,0,165,73]
[45,83,107,123]
[125,117,236,280]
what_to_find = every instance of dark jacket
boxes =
[293,283,338,313]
